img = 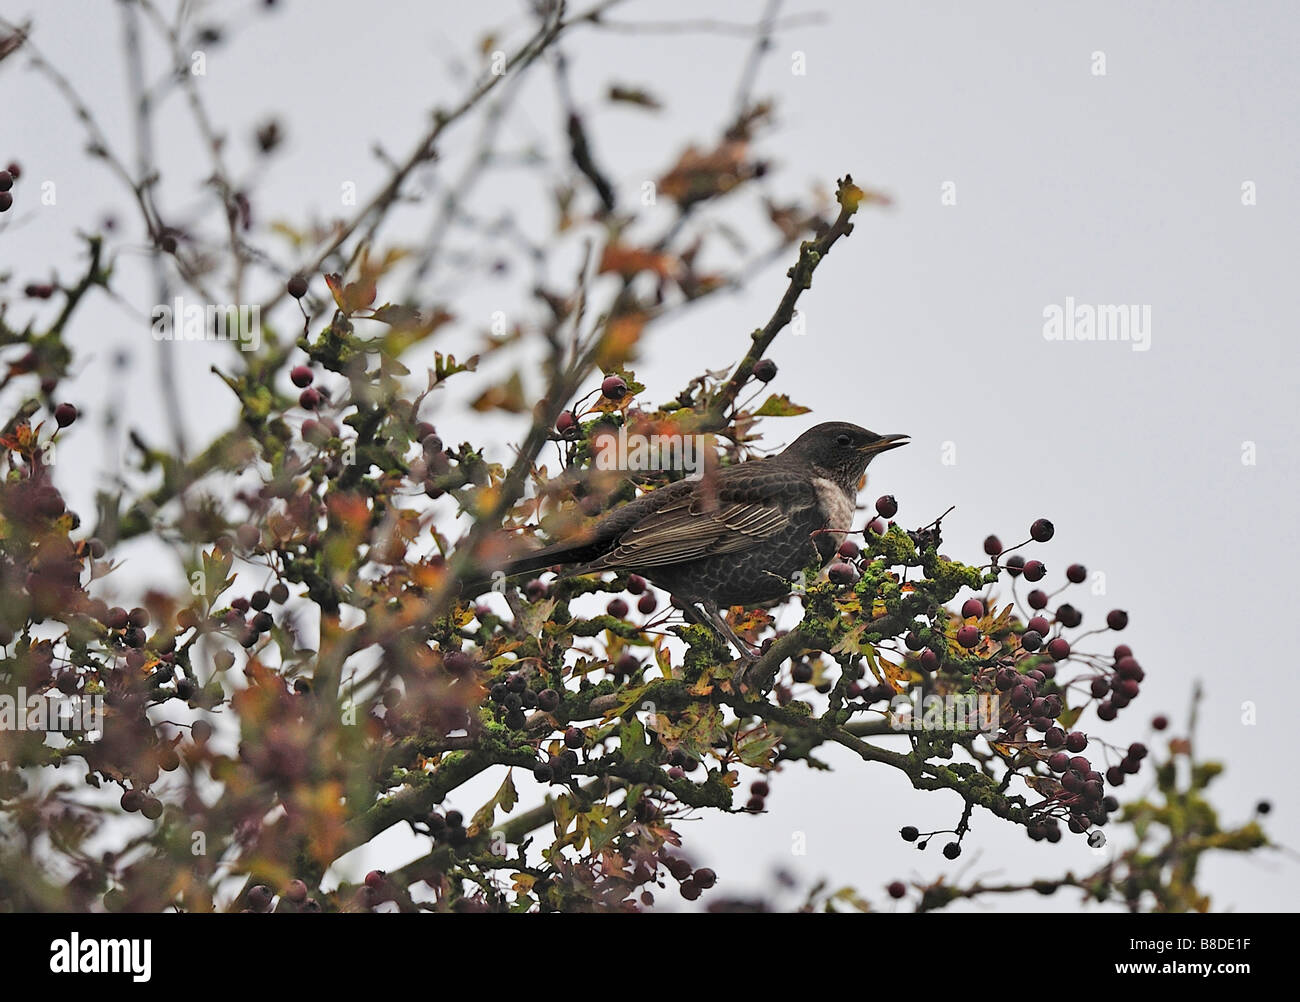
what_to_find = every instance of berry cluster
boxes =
[0,161,20,213]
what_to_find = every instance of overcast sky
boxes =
[4,0,1297,911]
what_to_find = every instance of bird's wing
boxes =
[587,470,817,570]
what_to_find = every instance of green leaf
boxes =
[196,546,235,612]
[469,770,518,836]
[619,718,652,763]
[754,393,811,417]
[518,598,556,638]
[736,724,782,769]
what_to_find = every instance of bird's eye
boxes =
[836,434,852,447]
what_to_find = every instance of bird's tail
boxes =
[453,539,593,597]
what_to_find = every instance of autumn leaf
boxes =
[471,371,528,413]
[595,312,646,369]
[598,243,678,280]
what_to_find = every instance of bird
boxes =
[472,421,908,659]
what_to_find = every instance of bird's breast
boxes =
[810,476,855,554]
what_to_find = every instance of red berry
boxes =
[556,410,577,434]
[1020,629,1042,652]
[563,726,584,749]
[983,535,1002,556]
[600,375,627,400]
[1022,560,1045,582]
[693,867,717,889]
[364,869,386,889]
[1030,518,1055,542]
[1106,609,1129,630]
[1065,731,1088,752]
[1056,604,1082,628]
[607,598,628,619]
[637,593,657,615]
[290,365,313,387]
[752,358,778,382]
[298,387,321,410]
[1116,656,1144,681]
[5,163,19,179]
[887,881,906,899]
[1026,615,1050,635]
[960,598,984,619]
[301,419,326,445]
[1066,563,1087,583]
[1047,637,1070,661]
[875,495,898,518]
[1028,589,1048,610]
[827,562,858,586]
[0,170,11,192]
[0,191,12,212]
[54,402,78,427]
[287,274,309,298]
[919,648,940,671]
[1152,714,1168,731]
[956,625,980,649]
[838,539,860,559]
[247,885,273,910]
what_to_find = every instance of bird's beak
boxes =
[860,433,910,454]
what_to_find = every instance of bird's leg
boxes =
[699,600,762,664]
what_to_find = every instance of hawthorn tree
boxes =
[0,3,1270,913]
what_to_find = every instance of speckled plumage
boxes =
[496,422,908,609]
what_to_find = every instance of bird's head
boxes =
[782,421,909,487]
